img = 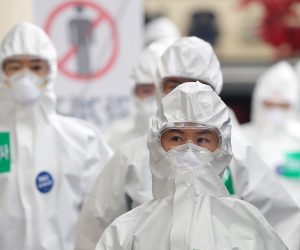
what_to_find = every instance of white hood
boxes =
[147,82,232,199]
[144,17,180,46]
[130,38,175,86]
[0,22,57,123]
[0,22,114,250]
[293,59,300,83]
[0,22,57,82]
[251,61,299,129]
[94,82,287,250]
[156,36,223,96]
[130,38,176,135]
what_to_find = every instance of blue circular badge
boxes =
[276,165,300,179]
[36,171,54,193]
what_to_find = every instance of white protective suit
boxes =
[0,22,112,250]
[95,82,287,250]
[144,17,180,47]
[294,59,300,84]
[105,39,174,151]
[155,37,300,249]
[76,37,300,250]
[242,61,300,206]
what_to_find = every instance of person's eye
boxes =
[197,137,209,145]
[170,135,183,143]
[30,65,43,71]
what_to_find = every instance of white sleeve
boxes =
[75,151,130,250]
[81,126,113,196]
[233,199,289,250]
[94,225,124,250]
[230,125,300,250]
[94,207,142,250]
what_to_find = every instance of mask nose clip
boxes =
[186,140,194,149]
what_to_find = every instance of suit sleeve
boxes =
[230,122,300,250]
[75,151,130,250]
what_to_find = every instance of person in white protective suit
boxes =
[76,37,300,250]
[0,22,112,250]
[75,38,173,250]
[95,82,287,250]
[144,16,180,47]
[105,39,175,151]
[293,59,300,85]
[242,61,300,206]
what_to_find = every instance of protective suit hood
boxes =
[130,38,175,86]
[251,61,299,129]
[156,36,223,96]
[144,17,180,46]
[147,82,232,199]
[130,38,176,136]
[106,39,175,150]
[0,22,57,83]
[0,22,57,121]
[0,23,113,250]
[95,82,287,250]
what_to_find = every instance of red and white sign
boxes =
[34,0,143,128]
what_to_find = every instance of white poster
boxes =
[34,0,143,129]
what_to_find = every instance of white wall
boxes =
[0,0,33,40]
[144,0,274,61]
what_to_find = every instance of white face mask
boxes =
[167,143,214,171]
[135,96,157,117]
[133,96,157,134]
[7,71,46,104]
[166,142,230,177]
[166,143,229,196]
[264,108,289,125]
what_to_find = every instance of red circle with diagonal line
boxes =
[44,0,119,81]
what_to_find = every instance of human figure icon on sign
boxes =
[46,1,119,80]
[69,5,93,76]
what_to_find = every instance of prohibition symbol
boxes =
[44,1,119,81]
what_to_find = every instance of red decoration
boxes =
[240,0,300,54]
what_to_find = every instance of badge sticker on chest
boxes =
[0,132,11,174]
[36,171,54,193]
